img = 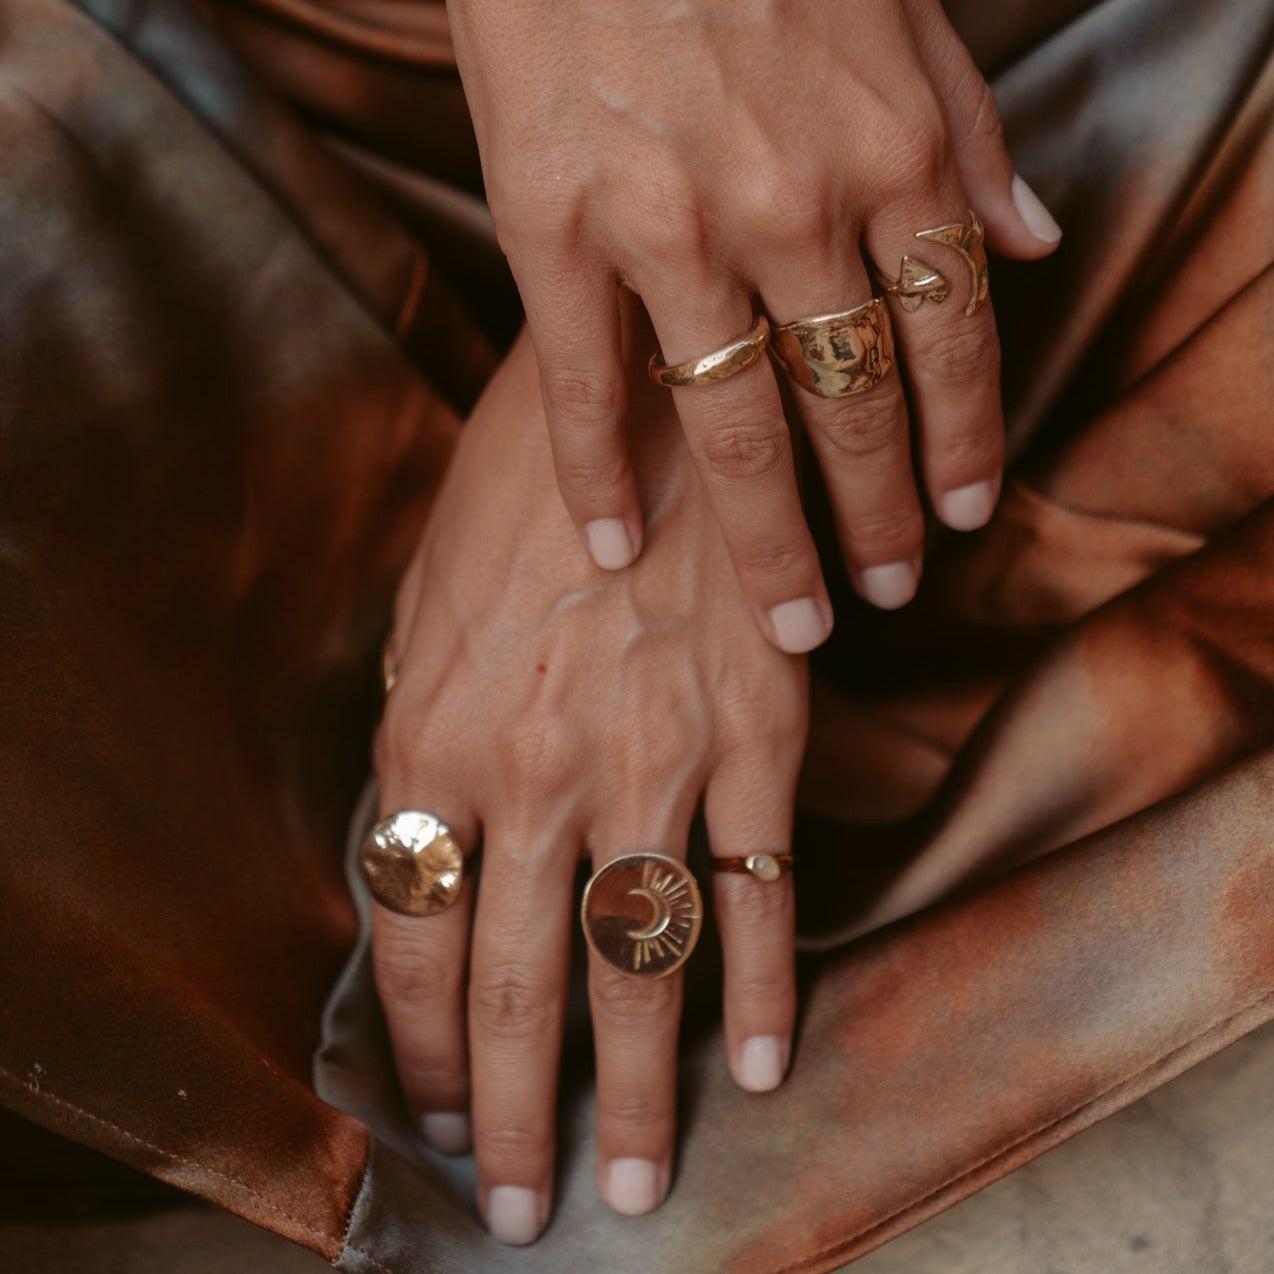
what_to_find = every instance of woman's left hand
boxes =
[372,323,806,1242]
[445,0,1063,650]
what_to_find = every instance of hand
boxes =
[371,321,807,1242]
[446,0,1062,651]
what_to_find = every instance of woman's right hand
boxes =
[445,0,1062,651]
[371,318,807,1242]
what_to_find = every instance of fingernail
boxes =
[421,1112,471,1156]
[1012,175,1062,244]
[939,480,998,531]
[768,598,832,653]
[858,560,918,610]
[485,1185,543,1246]
[584,518,637,571]
[604,1158,665,1216]
[738,1035,788,1092]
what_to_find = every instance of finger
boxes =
[705,732,800,1093]
[369,800,478,1157]
[513,250,643,571]
[644,278,833,653]
[586,788,698,1218]
[866,179,1005,533]
[759,247,925,610]
[902,0,1062,255]
[468,817,575,1246]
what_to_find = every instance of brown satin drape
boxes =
[0,0,1270,1270]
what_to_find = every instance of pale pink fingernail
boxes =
[604,1158,665,1216]
[421,1112,471,1156]
[768,598,832,653]
[939,480,998,531]
[737,1035,788,1092]
[484,1185,543,1245]
[1012,175,1062,244]
[858,560,918,610]
[584,518,637,570]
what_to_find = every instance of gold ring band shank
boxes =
[648,314,771,389]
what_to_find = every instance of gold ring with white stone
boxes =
[709,853,794,883]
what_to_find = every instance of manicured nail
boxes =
[584,518,637,571]
[484,1185,543,1246]
[858,560,918,610]
[939,480,998,531]
[604,1158,664,1216]
[1012,175,1062,244]
[421,1112,471,1156]
[737,1036,788,1092]
[768,598,832,653]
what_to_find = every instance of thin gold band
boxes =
[648,314,771,388]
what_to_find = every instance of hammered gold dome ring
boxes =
[361,809,465,917]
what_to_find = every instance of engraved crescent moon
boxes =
[625,886,672,942]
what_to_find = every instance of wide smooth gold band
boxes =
[648,314,771,389]
[769,297,894,399]
[710,853,794,883]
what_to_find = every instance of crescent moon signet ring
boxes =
[581,853,703,979]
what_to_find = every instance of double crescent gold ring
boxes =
[710,852,794,883]
[876,211,989,317]
[361,810,464,916]
[648,314,771,389]
[581,853,703,979]
[769,297,895,399]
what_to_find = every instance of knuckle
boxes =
[818,393,906,458]
[470,966,561,1042]
[555,448,631,499]
[968,80,1007,149]
[720,683,807,757]
[698,417,792,482]
[543,367,625,431]
[376,705,453,789]
[591,970,677,1023]
[601,1089,672,1133]
[396,1057,467,1104]
[740,533,810,585]
[374,938,464,1007]
[742,170,829,244]
[624,188,707,262]
[918,319,1001,385]
[873,107,948,191]
[613,719,688,789]
[724,879,793,931]
[937,425,1003,475]
[846,504,923,554]
[474,1121,552,1163]
[499,715,574,797]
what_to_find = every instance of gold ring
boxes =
[770,297,894,398]
[876,211,988,317]
[361,810,464,916]
[648,314,771,389]
[710,853,794,883]
[382,642,399,695]
[581,853,702,978]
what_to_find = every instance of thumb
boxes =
[906,0,1063,259]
